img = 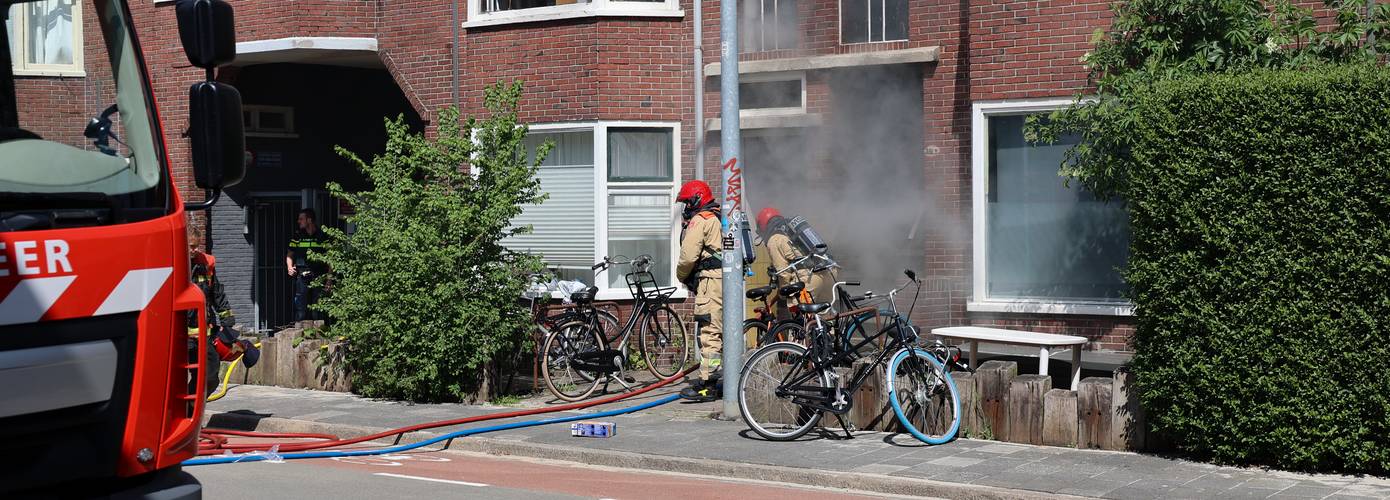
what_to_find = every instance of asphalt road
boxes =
[189,449,931,500]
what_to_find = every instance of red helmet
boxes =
[756,207,781,230]
[676,180,714,208]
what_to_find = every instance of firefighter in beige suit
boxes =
[675,180,724,402]
[758,207,825,309]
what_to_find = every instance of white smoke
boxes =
[740,64,967,318]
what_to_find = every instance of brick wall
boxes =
[0,0,1115,350]
[42,0,1167,351]
[210,194,255,325]
[968,0,1109,101]
[231,0,377,42]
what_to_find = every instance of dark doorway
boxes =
[209,63,424,332]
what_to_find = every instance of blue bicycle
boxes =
[737,269,965,444]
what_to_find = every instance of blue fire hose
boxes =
[185,394,681,466]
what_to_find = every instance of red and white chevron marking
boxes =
[0,267,173,326]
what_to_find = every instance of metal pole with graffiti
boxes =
[718,0,745,420]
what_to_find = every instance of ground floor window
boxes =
[971,100,1131,314]
[508,122,681,298]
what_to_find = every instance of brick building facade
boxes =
[11,0,1138,350]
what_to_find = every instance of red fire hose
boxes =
[198,366,697,455]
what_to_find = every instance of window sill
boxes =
[967,300,1135,317]
[839,39,909,47]
[706,112,822,131]
[704,46,940,77]
[464,7,684,28]
[12,69,86,78]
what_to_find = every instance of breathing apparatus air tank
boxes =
[786,216,829,256]
[738,214,756,266]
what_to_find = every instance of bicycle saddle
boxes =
[779,282,805,297]
[570,286,598,304]
[799,302,831,314]
[746,285,775,300]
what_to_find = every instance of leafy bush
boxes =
[313,82,548,402]
[1122,65,1390,473]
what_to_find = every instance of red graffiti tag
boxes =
[723,157,742,212]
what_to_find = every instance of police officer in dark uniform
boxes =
[286,208,330,322]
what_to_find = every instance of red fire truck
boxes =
[1,0,244,497]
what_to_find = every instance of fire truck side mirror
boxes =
[189,81,245,190]
[175,0,236,69]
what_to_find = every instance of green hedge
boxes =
[1124,65,1390,473]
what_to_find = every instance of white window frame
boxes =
[7,0,85,77]
[970,99,1134,317]
[465,0,683,29]
[837,0,907,45]
[527,121,686,301]
[243,105,298,138]
[739,71,806,118]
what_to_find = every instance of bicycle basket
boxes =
[625,271,677,301]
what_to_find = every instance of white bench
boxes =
[930,326,1088,390]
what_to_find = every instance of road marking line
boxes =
[373,472,488,487]
[375,474,489,486]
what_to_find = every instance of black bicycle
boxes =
[540,255,695,401]
[738,269,965,444]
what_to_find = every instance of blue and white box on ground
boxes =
[570,421,616,438]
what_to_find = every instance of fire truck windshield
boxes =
[0,0,170,230]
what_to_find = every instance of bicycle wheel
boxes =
[541,321,604,402]
[575,310,620,383]
[743,319,768,351]
[639,305,693,379]
[768,320,806,346]
[887,348,961,445]
[738,342,830,441]
[839,313,878,358]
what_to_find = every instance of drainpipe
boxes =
[694,0,704,181]
[453,0,462,111]
[718,0,744,421]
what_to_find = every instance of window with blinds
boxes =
[505,124,680,293]
[508,130,596,282]
[607,128,675,288]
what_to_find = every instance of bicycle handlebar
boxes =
[777,254,839,277]
[592,255,653,272]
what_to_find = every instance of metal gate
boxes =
[252,196,299,332]
[251,189,341,332]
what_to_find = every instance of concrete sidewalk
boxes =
[204,385,1390,499]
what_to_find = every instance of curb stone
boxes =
[202,411,1083,500]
